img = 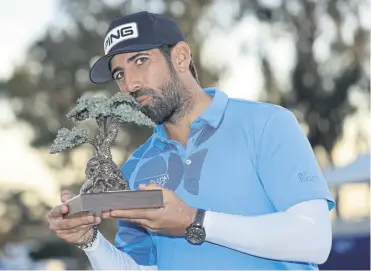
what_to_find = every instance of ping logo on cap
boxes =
[104,22,139,54]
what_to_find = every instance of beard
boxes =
[133,69,192,124]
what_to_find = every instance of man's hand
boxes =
[48,190,101,246]
[102,184,196,236]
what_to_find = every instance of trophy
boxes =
[50,92,163,217]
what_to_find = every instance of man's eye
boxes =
[114,72,124,80]
[135,57,148,65]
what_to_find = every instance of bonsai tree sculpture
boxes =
[50,92,155,194]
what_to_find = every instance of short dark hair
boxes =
[159,45,199,84]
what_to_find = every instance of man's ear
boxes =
[171,42,192,73]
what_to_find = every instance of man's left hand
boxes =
[102,184,197,236]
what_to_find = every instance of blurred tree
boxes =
[0,186,117,269]
[236,0,369,162]
[0,189,51,245]
[0,0,368,267]
[1,0,369,161]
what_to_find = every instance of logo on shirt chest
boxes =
[133,149,209,195]
[149,174,170,186]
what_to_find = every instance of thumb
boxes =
[61,190,76,203]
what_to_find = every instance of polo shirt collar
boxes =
[198,87,228,128]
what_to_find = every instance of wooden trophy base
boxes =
[63,190,164,218]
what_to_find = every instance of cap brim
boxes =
[89,43,163,84]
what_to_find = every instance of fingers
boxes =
[50,215,98,231]
[139,183,163,190]
[59,225,94,244]
[61,190,76,203]
[107,208,154,219]
[48,204,68,220]
[61,189,75,197]
[56,221,98,235]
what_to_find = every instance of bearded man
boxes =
[48,11,335,270]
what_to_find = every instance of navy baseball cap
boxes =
[89,11,185,84]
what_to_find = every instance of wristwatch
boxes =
[185,208,206,245]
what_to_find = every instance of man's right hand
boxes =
[48,190,101,246]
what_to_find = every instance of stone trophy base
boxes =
[63,190,164,218]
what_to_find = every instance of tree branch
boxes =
[103,117,107,137]
[100,117,122,156]
[95,116,107,146]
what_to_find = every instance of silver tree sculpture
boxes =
[50,92,155,194]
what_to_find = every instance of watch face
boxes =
[187,227,206,245]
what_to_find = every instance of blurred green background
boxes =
[0,0,369,269]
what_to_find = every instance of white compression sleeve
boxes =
[83,231,158,270]
[203,199,332,264]
[83,200,331,268]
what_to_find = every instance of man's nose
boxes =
[124,76,142,94]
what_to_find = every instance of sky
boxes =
[0,0,60,203]
[0,0,260,203]
[0,0,57,80]
[0,0,369,205]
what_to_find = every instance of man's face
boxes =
[110,48,189,124]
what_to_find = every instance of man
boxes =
[48,11,335,270]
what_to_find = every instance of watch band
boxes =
[193,208,206,227]
[77,225,98,250]
[185,208,206,245]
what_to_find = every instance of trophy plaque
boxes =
[50,92,163,218]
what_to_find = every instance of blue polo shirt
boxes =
[114,87,335,270]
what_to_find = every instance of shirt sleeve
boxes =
[84,231,157,270]
[203,199,332,264]
[113,156,157,266]
[256,107,335,212]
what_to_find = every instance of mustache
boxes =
[132,89,157,99]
